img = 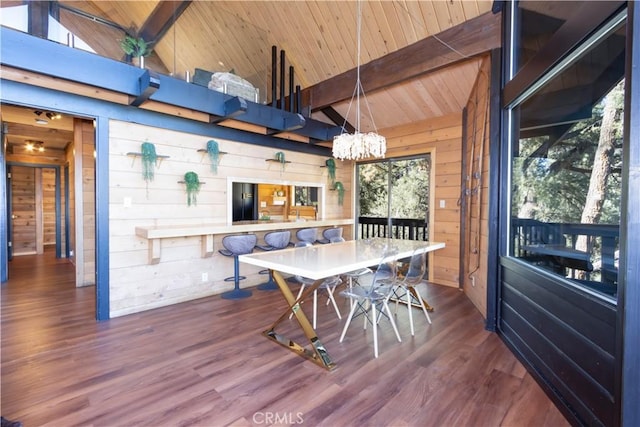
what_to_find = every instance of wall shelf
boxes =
[126,151,170,167]
[177,181,206,184]
[197,149,228,155]
[265,158,291,164]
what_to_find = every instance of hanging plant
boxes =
[334,181,345,206]
[325,158,336,184]
[184,171,201,206]
[275,151,286,172]
[140,141,157,182]
[119,35,151,58]
[206,139,220,174]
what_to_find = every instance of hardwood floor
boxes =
[1,250,569,427]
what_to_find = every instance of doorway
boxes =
[2,104,96,304]
[357,154,432,240]
[8,165,62,258]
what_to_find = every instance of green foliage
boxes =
[184,171,201,206]
[140,142,157,182]
[120,35,151,57]
[274,151,286,172]
[206,139,220,174]
[325,158,336,184]
[358,157,430,219]
[511,81,623,224]
[334,181,345,206]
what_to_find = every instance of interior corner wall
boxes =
[383,113,463,288]
[461,55,492,318]
[73,118,96,287]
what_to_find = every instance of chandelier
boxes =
[332,0,386,161]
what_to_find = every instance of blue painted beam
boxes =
[1,79,333,157]
[1,27,148,96]
[3,28,343,143]
[1,27,342,143]
[130,71,161,107]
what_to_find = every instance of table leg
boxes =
[263,270,336,370]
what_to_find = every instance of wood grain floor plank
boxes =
[1,250,570,426]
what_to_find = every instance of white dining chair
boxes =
[288,241,342,329]
[389,249,431,336]
[339,248,401,358]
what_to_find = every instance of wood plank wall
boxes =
[108,120,353,317]
[9,166,36,255]
[6,151,67,257]
[80,120,96,286]
[461,56,491,317]
[66,144,76,264]
[42,168,56,246]
[381,112,463,288]
[71,119,96,287]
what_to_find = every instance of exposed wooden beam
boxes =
[320,106,354,133]
[301,11,501,112]
[139,1,192,45]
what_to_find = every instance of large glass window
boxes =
[514,1,580,73]
[509,15,625,301]
[357,155,431,240]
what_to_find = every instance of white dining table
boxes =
[239,237,445,370]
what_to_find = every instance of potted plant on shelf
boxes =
[275,151,286,173]
[325,158,336,184]
[333,181,345,206]
[120,34,151,68]
[183,171,201,206]
[206,139,221,174]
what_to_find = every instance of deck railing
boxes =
[358,217,428,241]
[511,218,619,286]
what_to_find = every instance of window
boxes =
[357,155,431,240]
[508,14,625,301]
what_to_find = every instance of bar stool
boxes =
[219,234,257,299]
[255,230,291,290]
[317,227,343,244]
[296,227,318,244]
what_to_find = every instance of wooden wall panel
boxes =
[108,120,354,317]
[383,112,463,288]
[34,168,43,254]
[73,119,96,287]
[10,166,36,255]
[66,144,76,264]
[500,258,616,426]
[42,168,56,246]
[82,121,96,285]
[461,55,492,318]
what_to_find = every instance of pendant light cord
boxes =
[356,0,362,133]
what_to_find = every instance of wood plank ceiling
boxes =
[2,0,495,153]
